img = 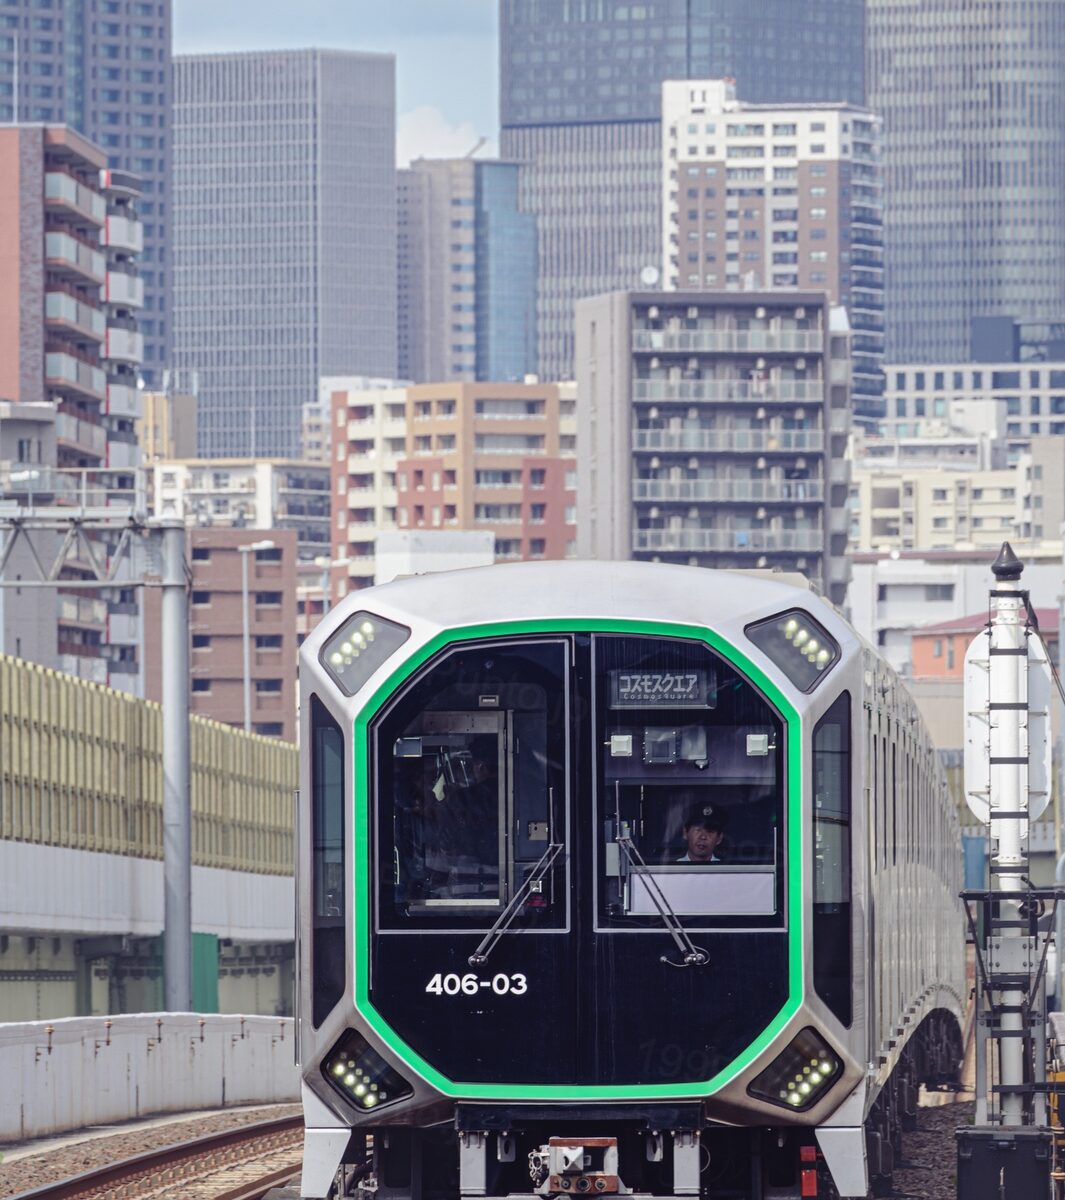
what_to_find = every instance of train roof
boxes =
[308,560,856,658]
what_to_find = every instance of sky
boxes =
[172,0,500,164]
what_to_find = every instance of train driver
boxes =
[677,802,728,864]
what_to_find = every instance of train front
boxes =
[297,562,865,1200]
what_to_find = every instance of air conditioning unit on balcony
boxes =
[796,358,806,369]
[687,306,699,319]
[795,307,806,318]
[649,306,660,319]
[756,307,766,319]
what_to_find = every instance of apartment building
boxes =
[576,289,851,604]
[911,610,1059,680]
[152,458,330,562]
[330,380,577,592]
[661,80,883,419]
[144,528,298,741]
[0,124,143,689]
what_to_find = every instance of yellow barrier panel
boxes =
[0,654,295,875]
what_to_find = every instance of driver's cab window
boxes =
[596,635,785,926]
[376,640,567,931]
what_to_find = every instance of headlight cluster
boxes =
[745,609,840,692]
[746,1028,842,1111]
[319,611,410,697]
[322,1029,413,1111]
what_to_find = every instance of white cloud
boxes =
[397,105,498,167]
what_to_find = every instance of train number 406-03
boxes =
[425,972,528,996]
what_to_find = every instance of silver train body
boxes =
[295,561,965,1200]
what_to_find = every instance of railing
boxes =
[46,351,106,400]
[106,269,145,308]
[0,653,296,874]
[44,231,106,281]
[55,411,107,455]
[633,429,824,453]
[44,171,106,223]
[633,528,825,553]
[45,291,106,339]
[104,213,144,254]
[633,379,824,404]
[633,479,825,503]
[633,328,824,354]
[0,465,148,515]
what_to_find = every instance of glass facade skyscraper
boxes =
[173,50,396,458]
[397,158,536,384]
[500,0,867,379]
[868,0,1065,363]
[0,0,171,383]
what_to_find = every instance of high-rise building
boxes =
[173,50,396,458]
[575,289,851,604]
[499,0,867,380]
[867,0,1065,362]
[397,158,537,384]
[661,80,883,419]
[0,0,171,382]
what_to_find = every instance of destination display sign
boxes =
[609,669,715,709]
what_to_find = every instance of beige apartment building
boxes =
[661,80,882,420]
[849,437,1065,553]
[329,379,577,592]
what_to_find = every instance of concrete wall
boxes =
[0,842,293,940]
[0,1013,298,1142]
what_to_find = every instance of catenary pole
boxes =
[159,517,192,1010]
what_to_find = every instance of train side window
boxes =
[813,692,852,1026]
[311,695,346,1028]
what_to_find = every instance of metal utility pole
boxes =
[959,542,1060,1196]
[159,517,192,1011]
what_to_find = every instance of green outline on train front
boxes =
[352,617,803,1101]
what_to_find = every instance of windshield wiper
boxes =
[616,832,708,968]
[468,839,563,966]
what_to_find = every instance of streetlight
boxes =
[314,554,351,617]
[238,539,275,733]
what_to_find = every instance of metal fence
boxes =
[0,653,295,875]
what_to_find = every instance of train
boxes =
[293,560,966,1200]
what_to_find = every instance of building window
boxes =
[191,678,211,693]
[925,584,953,602]
[191,590,210,606]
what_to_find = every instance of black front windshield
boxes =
[595,635,786,928]
[375,640,567,930]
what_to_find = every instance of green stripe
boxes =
[353,617,803,1100]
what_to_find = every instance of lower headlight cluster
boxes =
[322,1029,412,1112]
[746,1028,842,1112]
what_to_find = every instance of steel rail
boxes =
[6,1114,303,1200]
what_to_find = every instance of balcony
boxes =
[46,350,106,401]
[633,528,825,554]
[633,479,824,504]
[106,438,141,471]
[104,214,144,254]
[105,326,144,365]
[45,231,105,284]
[45,291,105,341]
[58,655,108,685]
[633,379,824,404]
[55,411,107,457]
[44,172,106,225]
[105,269,144,309]
[633,429,824,454]
[58,595,108,630]
[105,382,140,418]
[633,328,824,355]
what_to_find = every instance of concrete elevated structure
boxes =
[0,653,296,1019]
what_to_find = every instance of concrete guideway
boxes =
[0,1014,299,1143]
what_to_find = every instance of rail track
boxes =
[6,1114,302,1200]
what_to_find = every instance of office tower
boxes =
[499,0,866,380]
[867,0,1065,362]
[661,80,883,419]
[173,50,396,458]
[0,124,143,688]
[0,0,171,382]
[576,289,851,604]
[397,158,537,384]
